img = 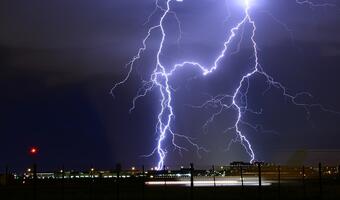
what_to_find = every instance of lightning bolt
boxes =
[112,0,207,170]
[112,0,338,169]
[296,0,335,7]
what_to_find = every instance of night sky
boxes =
[1,0,340,172]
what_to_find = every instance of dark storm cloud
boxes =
[0,0,156,81]
[0,0,148,48]
[1,0,340,170]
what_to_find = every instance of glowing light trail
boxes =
[146,177,272,187]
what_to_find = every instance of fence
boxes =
[1,162,340,200]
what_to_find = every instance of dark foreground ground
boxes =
[1,178,340,200]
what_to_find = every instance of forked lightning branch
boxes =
[112,0,337,170]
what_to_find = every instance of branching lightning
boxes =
[296,0,335,7]
[111,0,338,169]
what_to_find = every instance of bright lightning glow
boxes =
[112,0,338,169]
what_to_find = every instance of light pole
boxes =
[29,146,38,200]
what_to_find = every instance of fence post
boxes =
[33,163,37,200]
[240,165,244,195]
[258,162,262,200]
[278,165,281,200]
[318,162,322,200]
[163,165,168,200]
[212,165,216,188]
[62,165,65,200]
[90,167,94,200]
[116,163,121,200]
[190,163,194,200]
[142,165,145,200]
[212,165,216,200]
[302,165,306,199]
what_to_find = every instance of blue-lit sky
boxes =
[1,0,340,171]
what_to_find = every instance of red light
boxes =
[29,147,38,155]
